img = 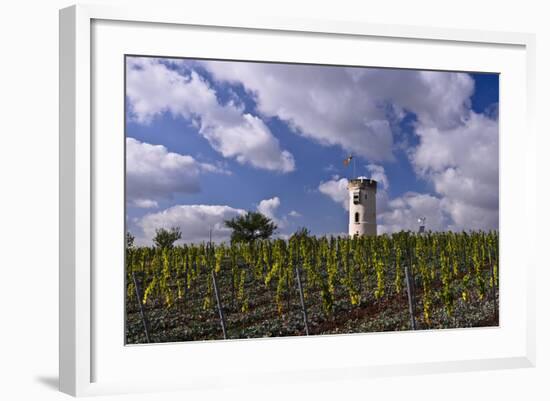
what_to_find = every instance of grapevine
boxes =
[126,231,499,342]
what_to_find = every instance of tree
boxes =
[153,227,182,249]
[126,231,135,249]
[224,211,277,243]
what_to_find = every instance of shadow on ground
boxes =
[35,376,58,391]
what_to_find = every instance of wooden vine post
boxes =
[295,264,310,335]
[131,272,151,343]
[404,265,417,330]
[211,269,228,340]
[209,227,227,340]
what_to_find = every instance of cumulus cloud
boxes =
[289,210,301,218]
[126,57,295,173]
[201,61,497,232]
[130,199,159,209]
[257,197,281,221]
[378,192,448,234]
[127,57,498,233]
[318,167,448,233]
[411,111,499,231]
[256,196,294,229]
[201,61,475,162]
[137,204,246,245]
[126,137,224,203]
[318,177,350,210]
[366,164,389,190]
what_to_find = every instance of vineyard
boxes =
[125,231,499,344]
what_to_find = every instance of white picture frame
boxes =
[59,4,536,397]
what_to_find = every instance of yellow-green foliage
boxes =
[126,231,498,325]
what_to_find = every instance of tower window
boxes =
[354,212,360,223]
[353,191,360,205]
[364,193,368,200]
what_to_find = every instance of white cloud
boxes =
[202,59,498,231]
[378,192,448,234]
[126,57,295,173]
[201,61,475,162]
[130,199,159,209]
[127,57,497,233]
[411,111,499,231]
[442,197,498,232]
[366,164,389,190]
[137,204,246,245]
[318,168,448,233]
[126,137,224,202]
[257,197,281,221]
[256,196,291,228]
[289,210,301,218]
[319,177,350,210]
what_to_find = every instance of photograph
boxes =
[124,55,499,344]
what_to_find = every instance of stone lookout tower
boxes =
[348,177,377,236]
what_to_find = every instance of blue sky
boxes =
[125,56,499,245]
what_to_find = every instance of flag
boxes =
[343,155,353,166]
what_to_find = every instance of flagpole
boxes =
[344,155,355,180]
